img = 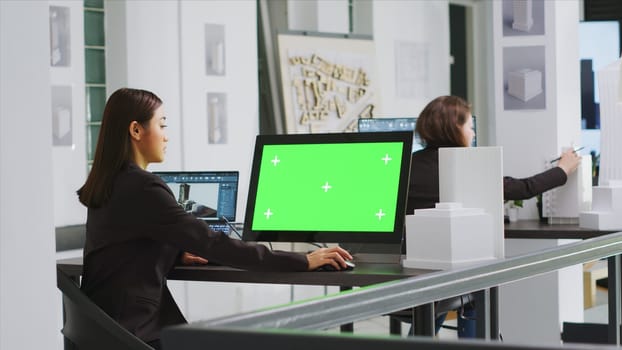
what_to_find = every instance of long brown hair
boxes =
[78,88,162,208]
[415,95,471,148]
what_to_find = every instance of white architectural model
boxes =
[512,0,534,32]
[508,68,542,101]
[403,203,494,269]
[543,155,592,222]
[580,57,622,229]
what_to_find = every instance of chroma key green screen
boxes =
[243,132,412,244]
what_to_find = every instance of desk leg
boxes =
[474,290,487,339]
[389,316,402,335]
[608,255,621,345]
[340,286,354,333]
[63,276,80,350]
[413,304,434,336]
[490,287,499,340]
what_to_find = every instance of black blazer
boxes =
[80,163,308,343]
[407,147,568,213]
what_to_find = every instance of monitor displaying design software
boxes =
[243,132,413,243]
[154,171,239,222]
[357,116,477,149]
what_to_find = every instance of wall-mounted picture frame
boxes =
[207,92,227,144]
[205,23,225,76]
[278,34,379,134]
[51,85,73,146]
[49,6,71,67]
[502,0,545,37]
[503,45,546,110]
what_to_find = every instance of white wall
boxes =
[178,0,260,213]
[492,1,584,344]
[0,2,58,349]
[50,0,87,227]
[372,0,451,118]
[114,0,184,171]
[105,0,280,323]
[492,0,582,219]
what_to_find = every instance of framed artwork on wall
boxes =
[51,85,73,146]
[502,0,545,37]
[503,45,546,110]
[49,6,71,67]
[205,23,225,76]
[207,92,227,144]
[277,34,379,134]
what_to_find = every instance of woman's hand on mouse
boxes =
[306,246,353,271]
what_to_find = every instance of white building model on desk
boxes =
[580,57,622,230]
[403,147,503,269]
[508,68,542,102]
[512,0,534,32]
[403,203,494,269]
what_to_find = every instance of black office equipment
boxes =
[243,132,412,244]
[57,268,152,350]
[315,260,356,272]
[357,116,477,148]
[154,171,239,235]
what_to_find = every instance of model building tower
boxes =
[579,57,622,230]
[512,0,534,32]
[597,58,622,184]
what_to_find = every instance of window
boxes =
[84,0,106,167]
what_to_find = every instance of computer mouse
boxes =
[317,260,355,272]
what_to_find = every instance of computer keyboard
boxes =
[208,223,230,235]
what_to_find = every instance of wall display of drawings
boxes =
[278,34,378,134]
[503,45,546,110]
[205,23,225,76]
[49,6,71,67]
[51,85,72,146]
[207,92,227,144]
[502,0,545,37]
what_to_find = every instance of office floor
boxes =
[584,284,608,323]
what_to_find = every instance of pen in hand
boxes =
[549,147,584,164]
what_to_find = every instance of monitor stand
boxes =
[340,243,403,264]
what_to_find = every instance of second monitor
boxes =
[357,116,477,148]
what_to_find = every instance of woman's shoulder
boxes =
[412,147,438,159]
[117,163,165,189]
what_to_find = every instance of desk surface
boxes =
[504,220,618,239]
[57,257,434,287]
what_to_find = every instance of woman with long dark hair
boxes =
[78,88,352,349]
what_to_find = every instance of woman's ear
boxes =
[128,121,141,140]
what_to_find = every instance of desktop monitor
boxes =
[153,171,239,224]
[243,132,413,244]
[357,116,477,149]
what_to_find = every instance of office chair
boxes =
[57,267,153,350]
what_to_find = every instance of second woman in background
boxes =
[407,95,581,337]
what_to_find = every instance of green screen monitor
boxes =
[243,132,413,244]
